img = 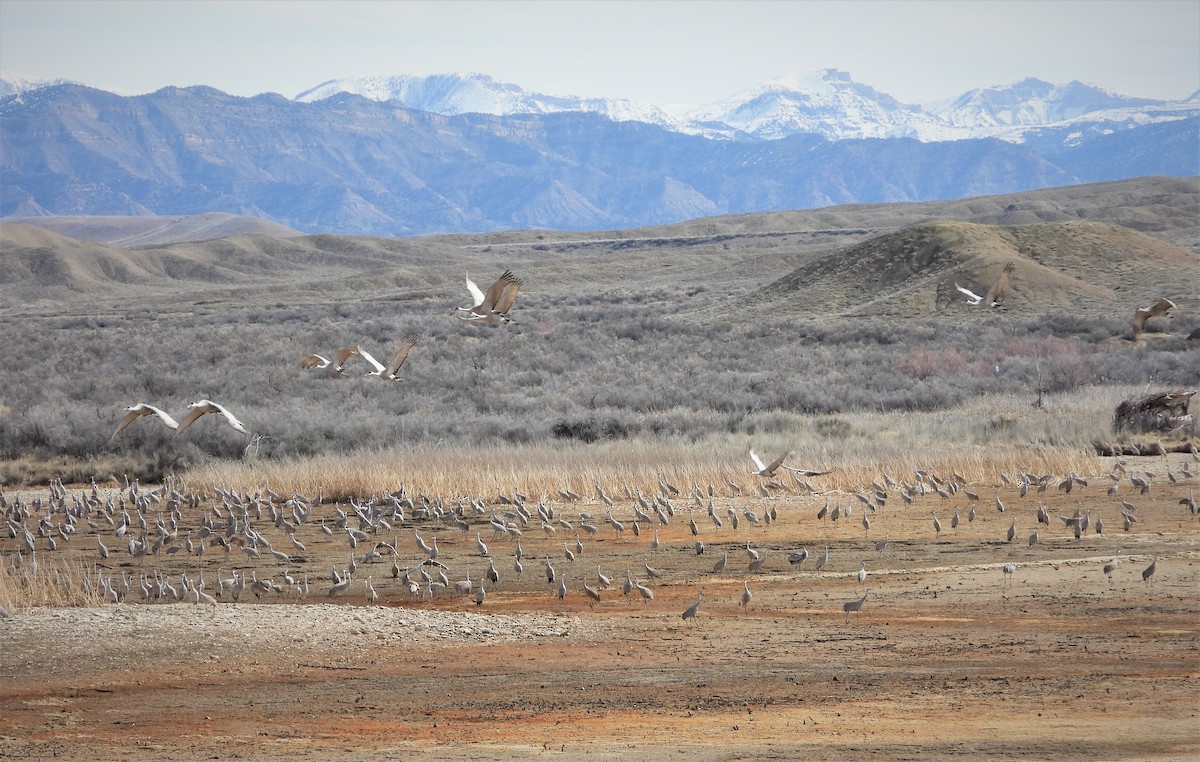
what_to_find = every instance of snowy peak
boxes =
[0,69,79,97]
[685,68,942,140]
[929,77,1161,129]
[295,72,691,132]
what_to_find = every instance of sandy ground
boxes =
[1,458,1198,760]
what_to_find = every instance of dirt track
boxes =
[2,461,1198,760]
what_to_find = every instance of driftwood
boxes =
[1113,389,1196,436]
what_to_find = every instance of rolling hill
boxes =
[748,220,1199,321]
[6,212,302,246]
[1,177,1196,323]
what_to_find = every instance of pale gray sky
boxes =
[1,0,1197,105]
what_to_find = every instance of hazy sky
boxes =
[2,0,1197,105]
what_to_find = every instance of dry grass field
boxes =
[1,450,1197,760]
[0,177,1198,759]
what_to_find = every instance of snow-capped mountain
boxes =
[294,68,1198,145]
[683,69,952,141]
[7,66,1195,147]
[0,69,79,97]
[295,72,696,134]
[927,77,1159,130]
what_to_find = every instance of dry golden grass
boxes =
[185,388,1133,500]
[0,555,102,612]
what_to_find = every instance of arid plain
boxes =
[1,177,1198,760]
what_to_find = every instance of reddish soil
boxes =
[2,460,1198,760]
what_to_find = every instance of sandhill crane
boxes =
[474,582,486,606]
[356,336,421,380]
[682,592,703,620]
[582,581,601,605]
[857,562,868,586]
[1006,519,1016,543]
[788,548,809,566]
[454,571,473,598]
[933,515,943,538]
[1180,491,1197,514]
[328,576,352,597]
[475,532,489,557]
[713,550,729,573]
[329,347,364,374]
[955,262,1015,308]
[596,566,613,588]
[174,400,248,436]
[740,581,752,606]
[843,590,868,621]
[111,403,180,439]
[298,354,335,371]
[459,270,523,325]
[815,545,830,571]
[1132,298,1176,338]
[1001,562,1017,586]
[1142,556,1157,584]
[1103,552,1120,579]
[749,449,831,478]
[634,580,654,601]
[874,535,889,554]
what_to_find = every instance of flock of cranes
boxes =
[105,263,1181,448]
[33,262,1191,623]
[3,446,1192,625]
[109,271,524,443]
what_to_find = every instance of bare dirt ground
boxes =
[2,456,1198,760]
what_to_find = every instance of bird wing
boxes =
[173,405,212,437]
[464,274,486,308]
[983,263,1015,306]
[765,451,791,475]
[749,449,768,472]
[780,466,833,476]
[493,279,523,317]
[299,354,328,369]
[475,270,517,315]
[332,347,359,371]
[111,407,147,439]
[1135,297,1177,335]
[1132,307,1152,336]
[1148,297,1176,318]
[208,401,248,434]
[144,404,180,430]
[954,282,982,303]
[384,336,420,377]
[356,346,386,374]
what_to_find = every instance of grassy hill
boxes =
[749,220,1199,320]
